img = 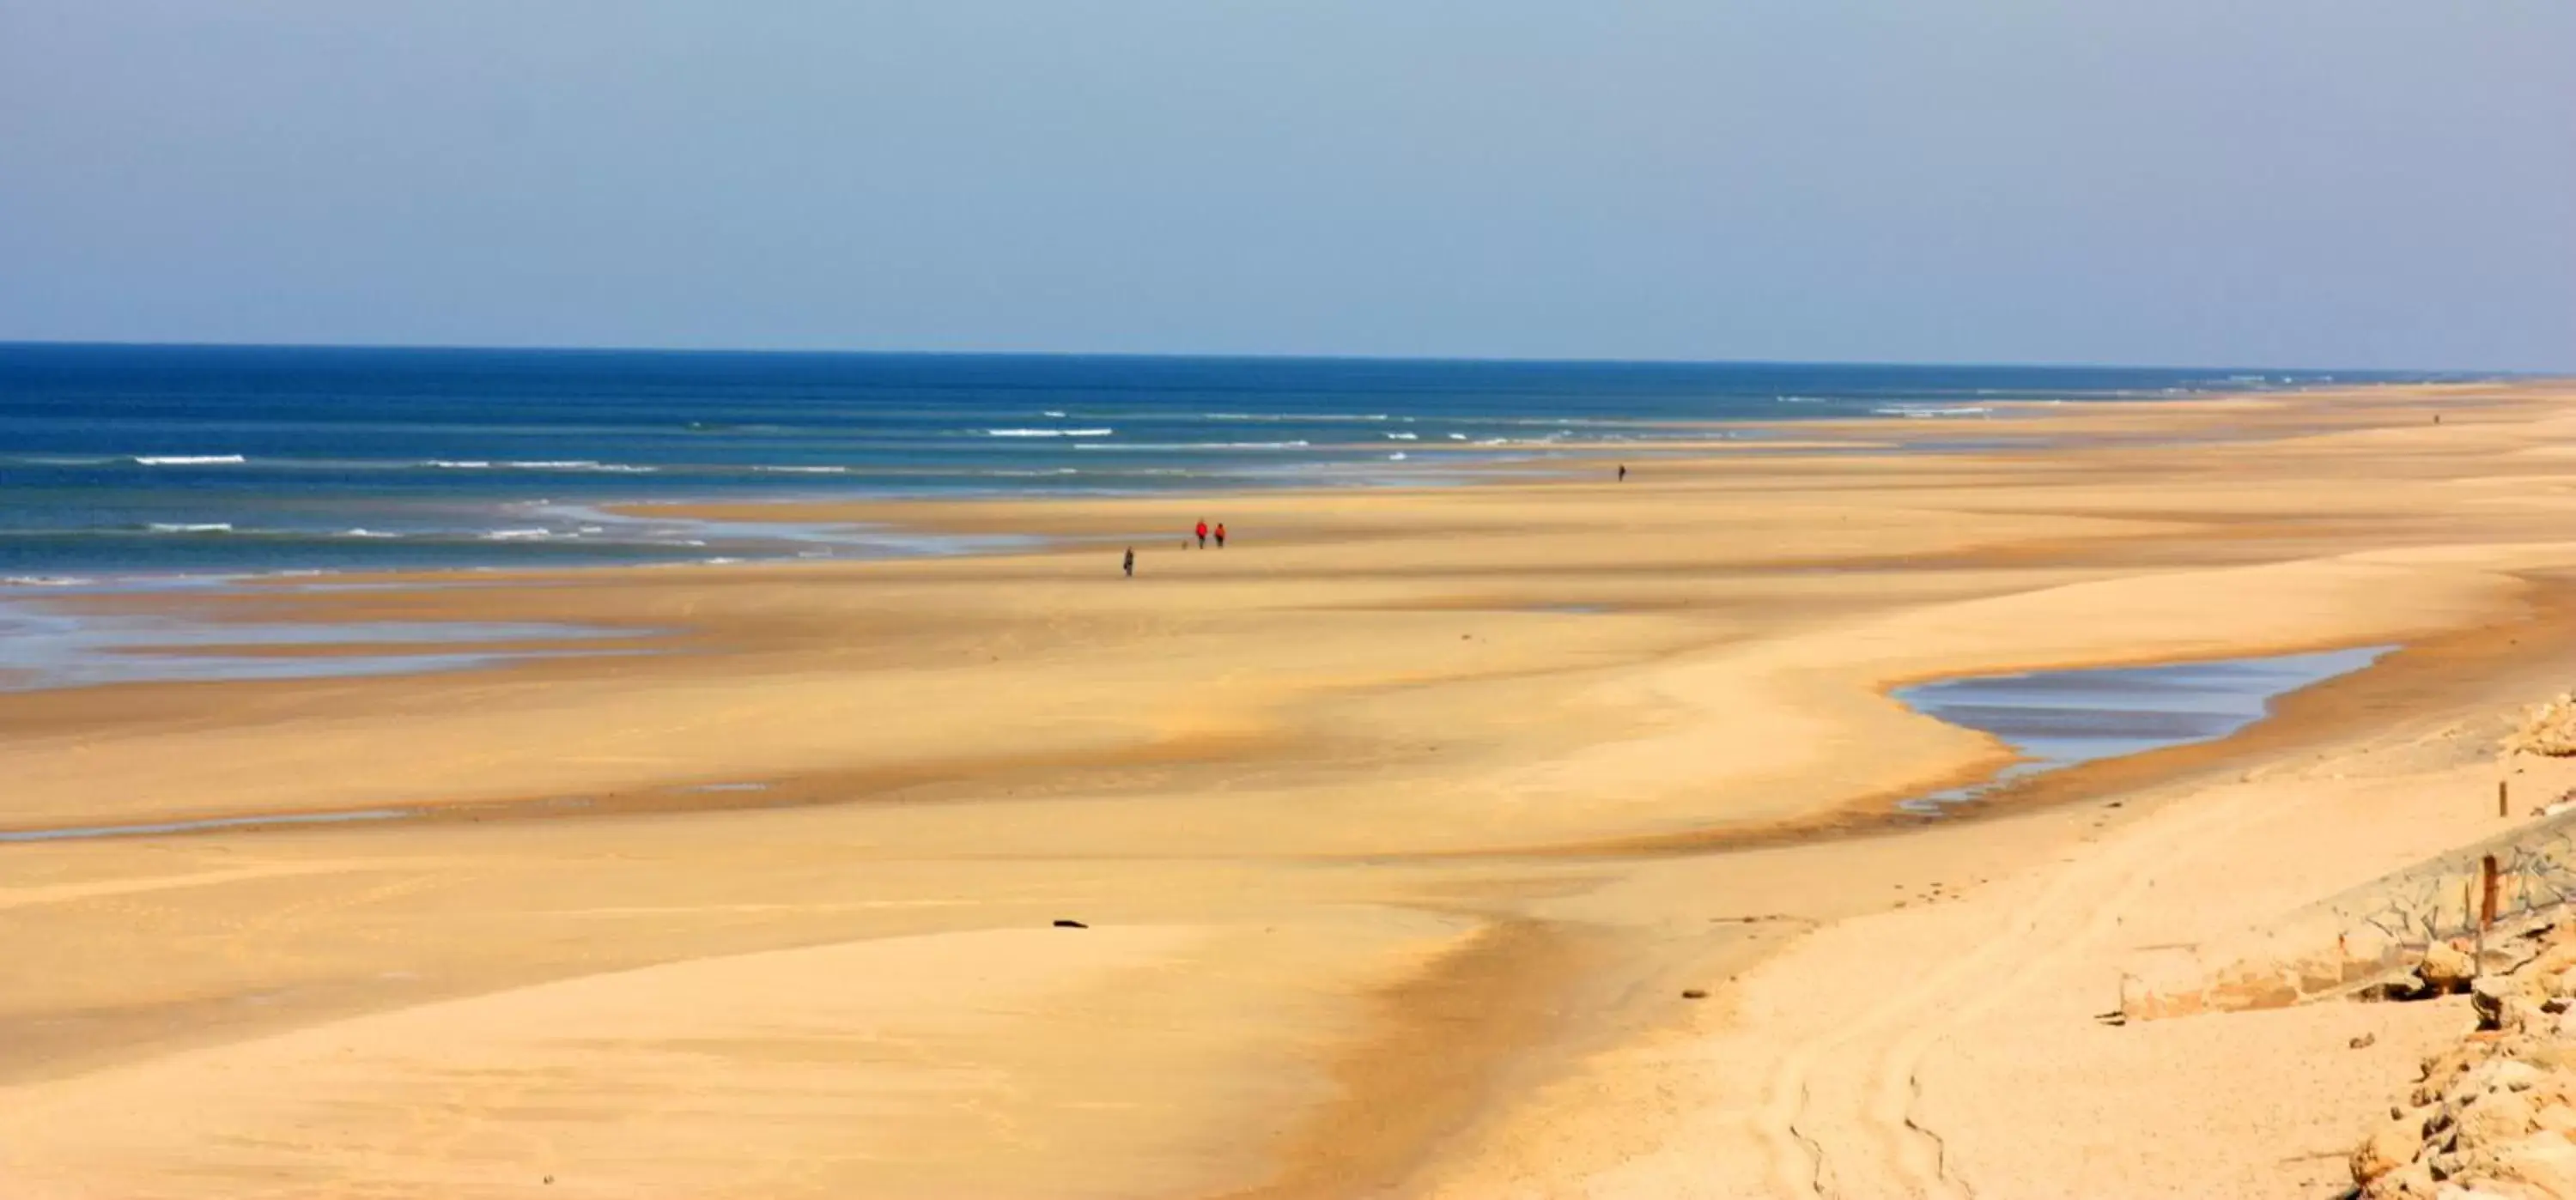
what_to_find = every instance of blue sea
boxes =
[0,343,2439,585]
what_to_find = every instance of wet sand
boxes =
[4,379,2576,1197]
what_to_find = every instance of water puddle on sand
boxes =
[0,809,415,844]
[0,785,731,847]
[0,598,649,691]
[1893,645,2393,814]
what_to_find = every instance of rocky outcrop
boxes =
[2507,695,2576,759]
[2354,925,2576,1197]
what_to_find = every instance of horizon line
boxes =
[0,337,2542,379]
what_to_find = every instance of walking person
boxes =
[1618,464,1627,482]
[1122,547,1134,578]
[1195,519,1208,548]
[1214,523,1226,548]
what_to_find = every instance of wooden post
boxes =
[2482,855,2502,930]
[2501,779,2512,817]
[2474,875,2488,975]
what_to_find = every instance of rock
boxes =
[2498,1061,2548,1093]
[2507,693,2576,756]
[2429,942,2482,991]
[2355,1033,2381,1049]
[2380,1159,2439,1197]
[2492,938,2547,976]
[2360,1118,2427,1184]
[2492,1132,2576,1196]
[2430,1044,2489,1082]
[2433,1185,2530,1200]
[2468,1060,2546,1099]
[2479,976,2522,1030]
[2524,1074,2576,1112]
[1681,989,1708,999]
[2458,1090,2540,1146]
[2533,1104,2576,1135]
[1051,919,1088,929]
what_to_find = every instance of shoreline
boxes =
[5,378,2576,1197]
[0,379,2519,602]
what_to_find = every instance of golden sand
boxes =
[3,380,2574,1197]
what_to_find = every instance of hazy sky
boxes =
[2,3,2568,369]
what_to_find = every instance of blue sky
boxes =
[2,3,2568,369]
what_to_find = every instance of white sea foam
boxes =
[987,428,1113,438]
[1873,405,1993,419]
[1072,440,1309,451]
[3,575,93,587]
[1385,433,1419,440]
[500,460,659,472]
[1388,452,1407,460]
[483,529,555,541]
[1446,433,1468,440]
[339,528,400,539]
[428,460,493,469]
[1204,412,1390,422]
[148,522,234,533]
[133,455,245,466]
[1042,410,1067,418]
[754,464,848,474]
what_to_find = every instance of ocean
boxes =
[0,343,2435,585]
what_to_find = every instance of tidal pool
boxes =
[0,597,647,691]
[1893,645,2392,813]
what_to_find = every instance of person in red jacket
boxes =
[1195,519,1208,548]
[1214,523,1227,548]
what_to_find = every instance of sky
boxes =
[1,3,2569,370]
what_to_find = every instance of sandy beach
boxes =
[9,379,2576,1198]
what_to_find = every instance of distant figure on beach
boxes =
[1214,523,1226,548]
[1195,519,1208,548]
[1618,464,1627,482]
[1122,547,1134,577]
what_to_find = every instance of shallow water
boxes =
[1893,645,2392,812]
[1,344,2414,580]
[0,809,415,844]
[0,597,648,691]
